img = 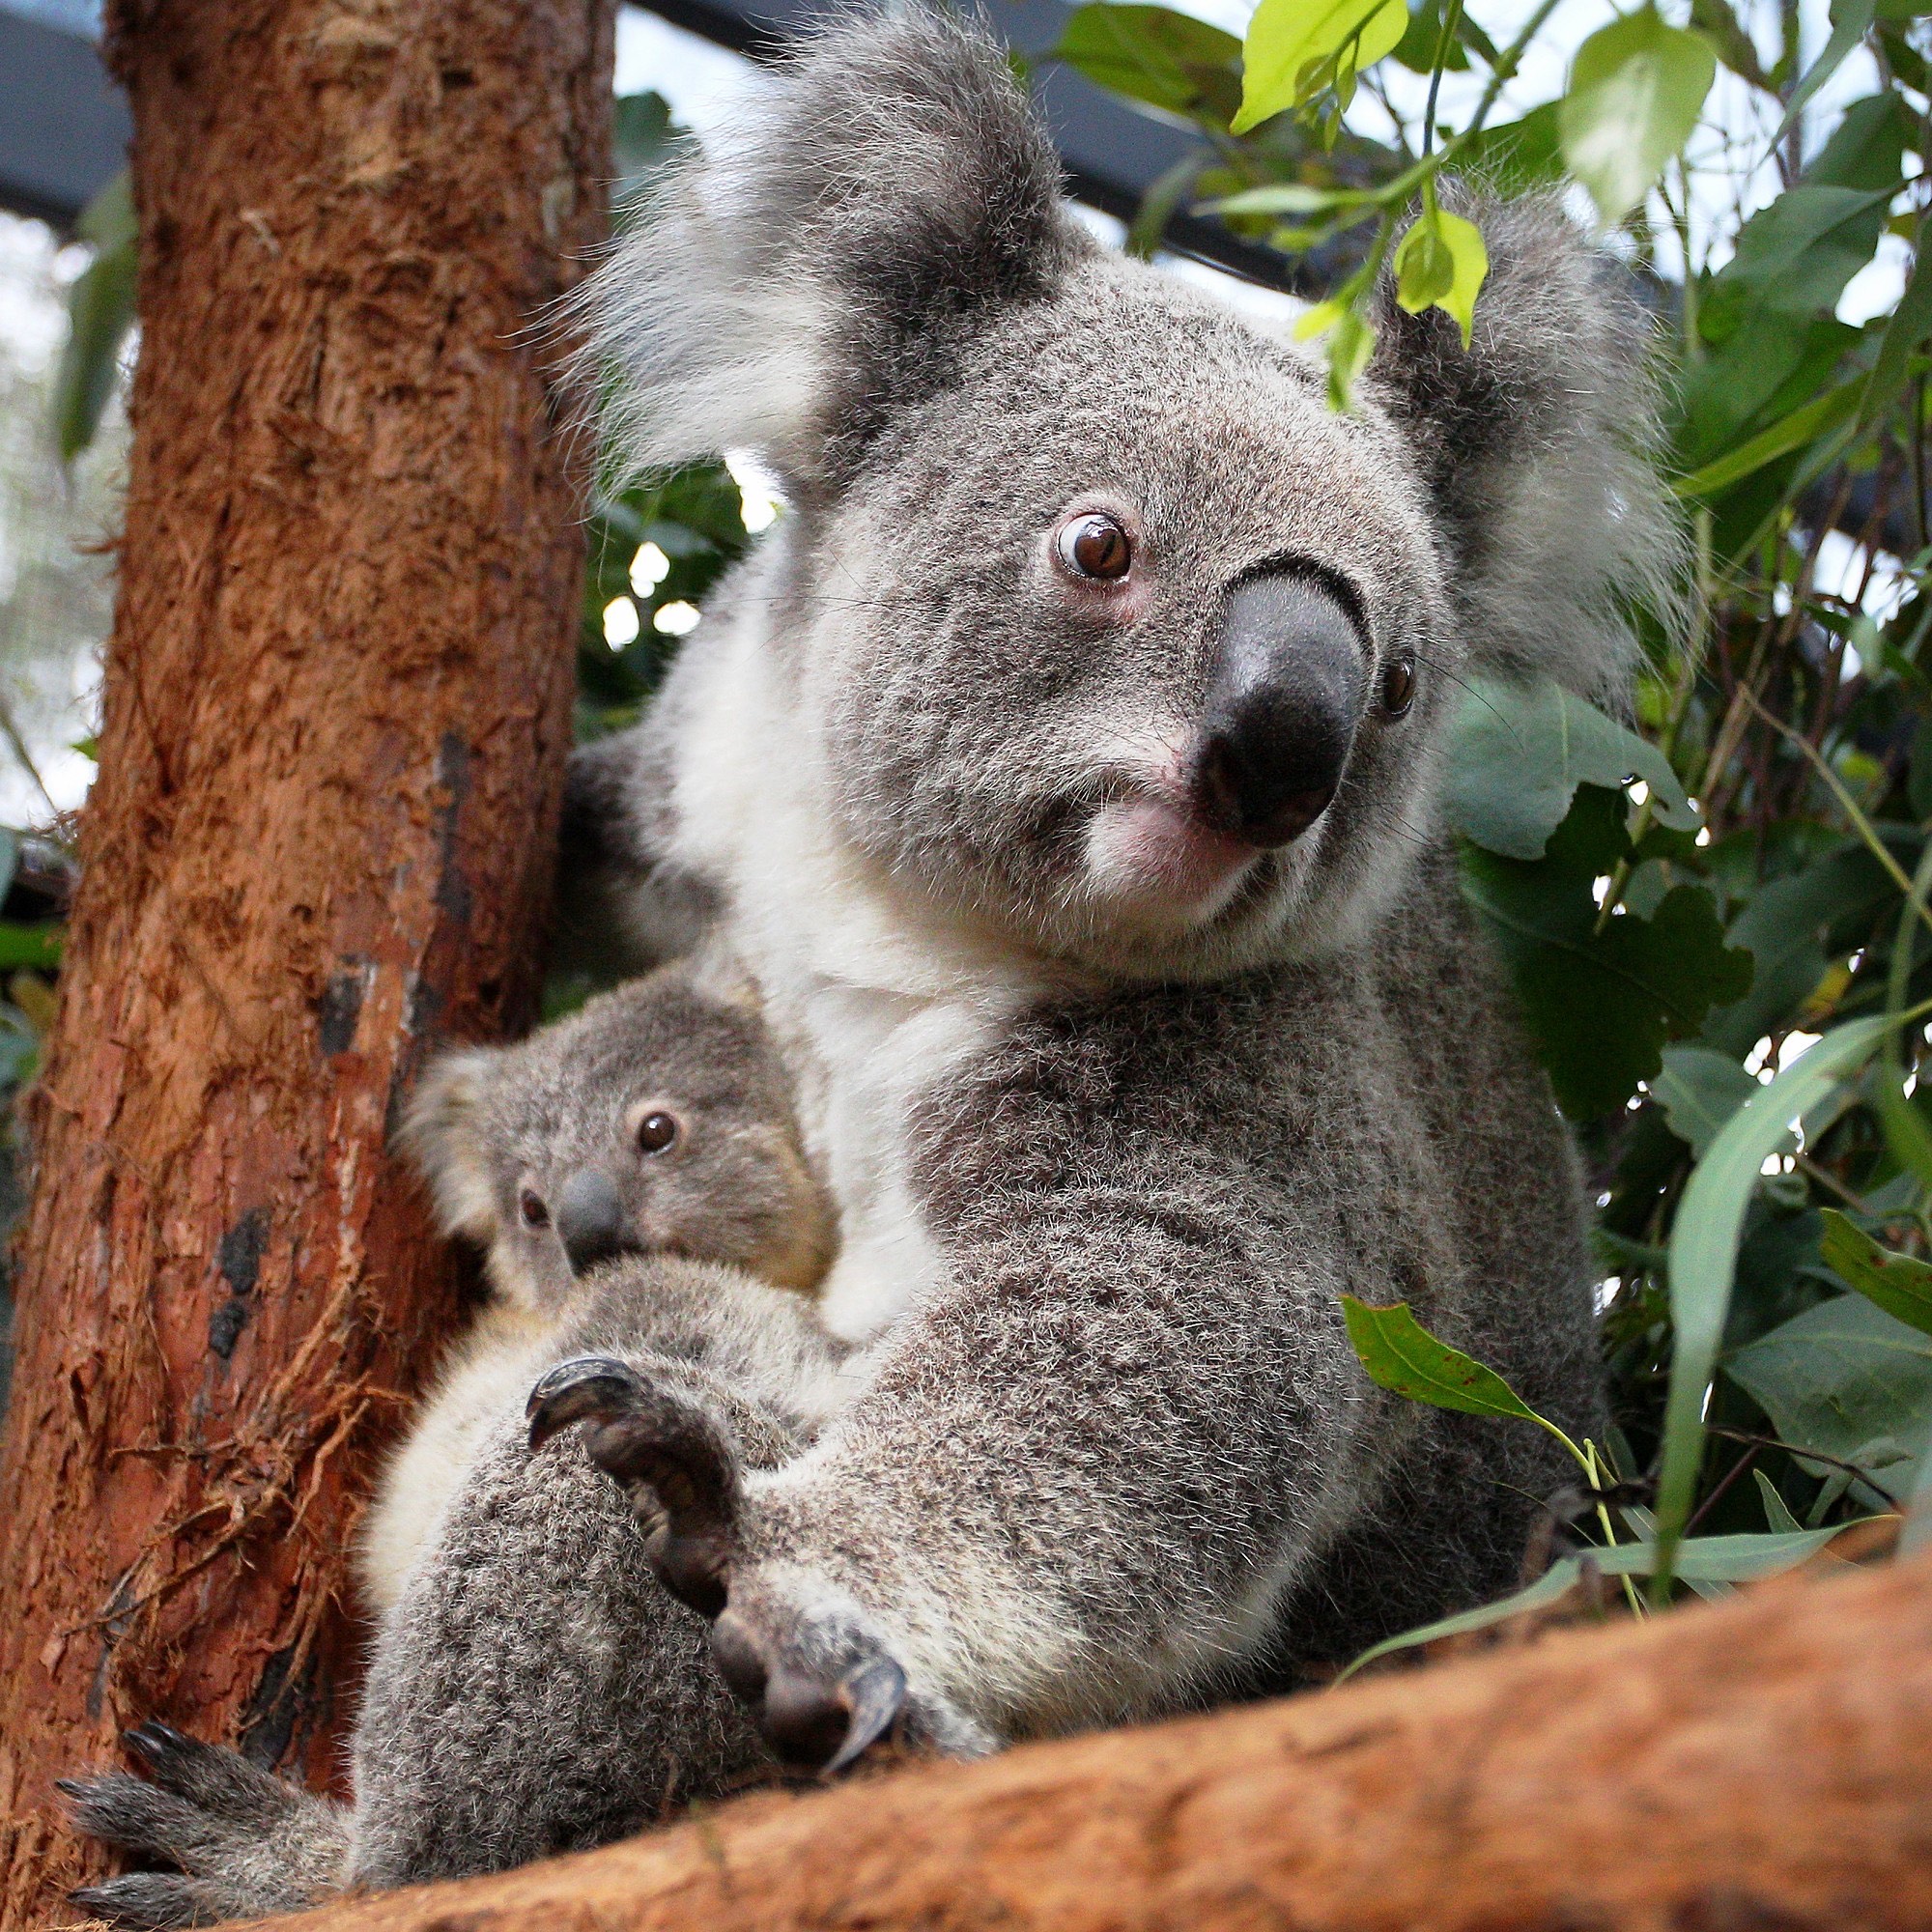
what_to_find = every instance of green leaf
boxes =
[1465,800,1752,1119]
[1057,5,1244,126]
[1340,1296,1545,1421]
[1726,1291,1932,1502]
[1235,0,1407,132]
[1453,102,1566,192]
[0,923,63,971]
[1753,1466,1804,1533]
[1657,1016,1894,1591]
[53,171,137,466]
[1203,183,1375,218]
[1859,212,1932,430]
[1339,1523,1861,1678]
[1776,0,1877,141]
[1652,1044,1759,1157]
[1558,7,1716,228]
[1700,842,1894,1058]
[1673,377,1864,499]
[1715,185,1897,317]
[1442,675,1697,862]
[1689,0,1772,90]
[1393,207,1487,346]
[1818,1208,1932,1336]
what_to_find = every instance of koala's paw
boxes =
[526,1353,744,1619]
[527,1356,990,1776]
[61,1721,346,1929]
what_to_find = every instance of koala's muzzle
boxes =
[554,1170,641,1276]
[1190,574,1365,847]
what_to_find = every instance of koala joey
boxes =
[541,7,1674,1773]
[359,959,836,1610]
[67,966,849,1924]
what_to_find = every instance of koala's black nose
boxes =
[1191,574,1365,847]
[554,1170,640,1276]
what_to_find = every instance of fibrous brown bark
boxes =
[0,2,611,1922]
[213,1548,1932,1932]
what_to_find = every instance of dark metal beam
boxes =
[0,8,127,230]
[0,0,1288,283]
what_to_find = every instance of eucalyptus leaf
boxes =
[1058,4,1244,125]
[1442,676,1696,861]
[1462,788,1750,1120]
[1657,1016,1894,1589]
[1776,0,1878,140]
[1236,0,1407,132]
[1393,207,1487,346]
[1753,1466,1804,1532]
[1818,1208,1932,1335]
[54,171,138,466]
[1653,1044,1759,1157]
[1340,1296,1545,1422]
[1559,8,1716,229]
[1726,1290,1932,1503]
[1339,1522,1861,1678]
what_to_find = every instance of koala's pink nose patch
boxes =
[1085,797,1256,923]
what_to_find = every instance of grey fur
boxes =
[560,8,1642,1757]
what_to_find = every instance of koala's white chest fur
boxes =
[666,597,1053,1345]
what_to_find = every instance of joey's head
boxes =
[401,966,833,1312]
[585,10,1676,980]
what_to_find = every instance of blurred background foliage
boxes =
[33,0,1932,1621]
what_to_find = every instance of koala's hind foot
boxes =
[527,1356,910,1776]
[62,1721,349,1929]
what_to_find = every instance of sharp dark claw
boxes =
[525,1354,643,1452]
[824,1655,908,1776]
[53,1777,87,1799]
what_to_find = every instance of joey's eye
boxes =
[637,1111,680,1154]
[1055,513,1132,582]
[519,1188,550,1229]
[1380,656,1416,718]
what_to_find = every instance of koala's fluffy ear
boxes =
[398,1050,501,1242]
[1365,194,1684,705]
[580,7,1081,491]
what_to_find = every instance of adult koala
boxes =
[560,7,1672,1766]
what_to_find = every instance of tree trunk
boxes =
[211,1548,1932,1932]
[0,3,611,1922]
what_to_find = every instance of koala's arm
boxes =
[554,716,720,979]
[724,1190,1392,1746]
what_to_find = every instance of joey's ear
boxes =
[579,7,1083,491]
[1365,193,1685,705]
[398,1050,501,1241]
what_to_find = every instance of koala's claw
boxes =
[526,1353,746,1619]
[709,1606,909,1776]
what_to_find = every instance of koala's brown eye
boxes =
[637,1111,680,1154]
[1381,656,1416,718]
[1056,513,1131,582]
[519,1188,549,1229]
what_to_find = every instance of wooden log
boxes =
[0,3,611,1922]
[214,1548,1932,1932]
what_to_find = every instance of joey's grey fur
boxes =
[360,960,834,1610]
[555,9,1665,1758]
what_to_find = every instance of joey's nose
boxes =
[1190,574,1365,848]
[554,1170,640,1277]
